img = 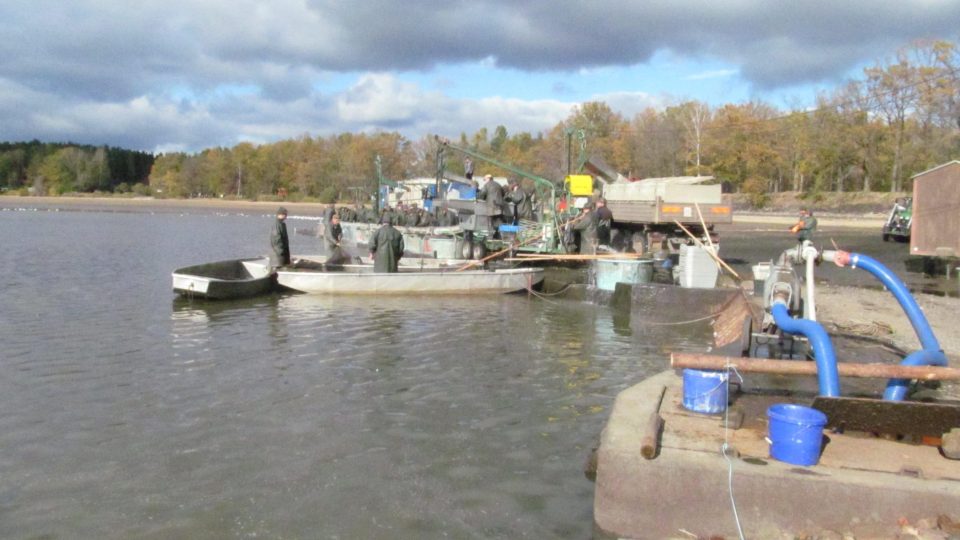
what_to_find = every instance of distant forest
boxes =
[4,40,960,206]
[0,140,153,195]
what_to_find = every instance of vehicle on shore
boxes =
[882,196,912,242]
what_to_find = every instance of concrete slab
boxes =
[593,370,960,539]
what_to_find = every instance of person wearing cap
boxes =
[369,214,405,273]
[270,207,291,268]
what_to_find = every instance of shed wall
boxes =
[911,162,960,257]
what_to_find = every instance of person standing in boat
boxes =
[270,207,291,269]
[324,213,346,264]
[595,198,614,247]
[573,202,598,254]
[369,214,405,273]
[478,174,505,237]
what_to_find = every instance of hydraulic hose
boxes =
[771,300,841,397]
[830,251,947,401]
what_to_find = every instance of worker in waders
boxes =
[369,214,404,273]
[270,207,291,269]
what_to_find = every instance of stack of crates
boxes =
[677,244,719,288]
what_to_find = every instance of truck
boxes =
[580,157,733,254]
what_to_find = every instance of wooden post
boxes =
[640,385,667,459]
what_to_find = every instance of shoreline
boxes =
[0,195,331,215]
[1,195,887,227]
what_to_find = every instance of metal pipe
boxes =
[802,242,818,321]
[670,353,960,380]
[831,251,947,400]
[771,300,841,397]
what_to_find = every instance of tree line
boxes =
[0,140,154,195]
[3,40,958,207]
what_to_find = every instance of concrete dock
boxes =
[593,370,960,539]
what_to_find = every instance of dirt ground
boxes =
[816,284,960,360]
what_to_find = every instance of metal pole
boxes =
[671,353,960,381]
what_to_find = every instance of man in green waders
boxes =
[369,214,404,273]
[270,207,291,269]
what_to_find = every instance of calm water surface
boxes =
[0,208,714,539]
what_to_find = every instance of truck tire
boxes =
[472,242,487,260]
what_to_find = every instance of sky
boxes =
[1,0,958,154]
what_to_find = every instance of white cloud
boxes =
[1,1,957,151]
[686,69,738,81]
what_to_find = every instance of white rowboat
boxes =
[276,266,543,295]
[172,257,274,299]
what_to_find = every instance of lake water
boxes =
[0,207,716,539]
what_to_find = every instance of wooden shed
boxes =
[910,160,960,257]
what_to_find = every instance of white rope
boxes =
[721,364,746,540]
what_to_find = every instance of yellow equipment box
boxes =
[565,174,594,196]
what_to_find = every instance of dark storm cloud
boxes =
[1,0,957,151]
[307,0,960,87]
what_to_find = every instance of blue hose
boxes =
[771,302,841,397]
[846,253,947,401]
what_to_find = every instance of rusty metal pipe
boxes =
[671,353,960,381]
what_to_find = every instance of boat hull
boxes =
[276,267,543,295]
[172,257,274,300]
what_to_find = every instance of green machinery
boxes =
[882,197,912,242]
[433,137,574,257]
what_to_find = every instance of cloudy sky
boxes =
[1,1,957,153]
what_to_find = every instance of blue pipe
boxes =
[847,253,941,352]
[885,349,947,401]
[844,253,947,401]
[771,301,841,397]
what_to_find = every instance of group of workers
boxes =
[329,203,460,228]
[270,198,819,279]
[474,174,535,234]
[563,197,615,254]
[269,206,406,274]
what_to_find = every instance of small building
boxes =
[910,161,960,257]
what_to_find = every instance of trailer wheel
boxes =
[472,242,487,260]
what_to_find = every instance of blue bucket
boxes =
[682,369,728,414]
[767,404,827,466]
